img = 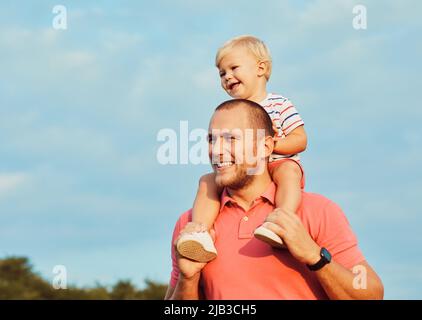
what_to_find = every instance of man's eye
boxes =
[224,136,236,142]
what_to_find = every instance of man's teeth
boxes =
[217,162,234,168]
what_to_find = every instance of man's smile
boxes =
[214,159,236,172]
[216,161,235,169]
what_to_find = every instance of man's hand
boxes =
[174,222,215,279]
[263,208,384,299]
[263,208,321,266]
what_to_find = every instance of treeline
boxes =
[0,256,167,299]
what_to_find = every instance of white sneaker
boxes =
[254,223,286,248]
[176,231,217,263]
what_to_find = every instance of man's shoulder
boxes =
[300,192,352,239]
[302,191,332,205]
[301,192,342,216]
[175,209,193,229]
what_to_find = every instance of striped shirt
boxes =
[259,93,304,162]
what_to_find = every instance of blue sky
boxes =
[0,0,421,299]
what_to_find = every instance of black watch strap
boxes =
[307,247,332,271]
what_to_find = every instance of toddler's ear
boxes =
[257,60,268,77]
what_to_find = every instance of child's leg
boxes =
[177,173,221,263]
[270,160,303,213]
[191,173,221,230]
[254,160,303,248]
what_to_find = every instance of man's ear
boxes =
[257,60,268,77]
[264,135,274,158]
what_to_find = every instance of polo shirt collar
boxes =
[219,182,276,212]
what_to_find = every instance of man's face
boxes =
[217,47,260,100]
[208,108,264,190]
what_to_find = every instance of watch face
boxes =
[307,247,332,271]
[321,247,332,262]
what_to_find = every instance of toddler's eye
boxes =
[219,71,226,77]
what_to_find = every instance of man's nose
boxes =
[211,137,231,161]
[211,136,223,156]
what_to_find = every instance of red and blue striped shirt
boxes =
[259,93,304,162]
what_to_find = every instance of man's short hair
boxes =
[215,35,272,81]
[215,99,275,137]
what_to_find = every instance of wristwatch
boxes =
[307,247,332,271]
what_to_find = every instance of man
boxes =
[165,99,384,300]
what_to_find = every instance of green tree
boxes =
[0,256,54,299]
[0,256,168,300]
[111,280,138,299]
[138,279,168,300]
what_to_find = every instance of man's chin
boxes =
[215,173,253,190]
[215,173,234,189]
[215,176,228,189]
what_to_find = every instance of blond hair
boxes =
[215,35,272,81]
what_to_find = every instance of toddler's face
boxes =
[217,48,261,100]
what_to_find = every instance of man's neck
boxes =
[227,170,272,211]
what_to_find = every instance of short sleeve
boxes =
[276,100,304,136]
[314,200,365,269]
[169,210,192,288]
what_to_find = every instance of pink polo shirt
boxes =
[169,182,365,300]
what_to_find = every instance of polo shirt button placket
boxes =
[239,214,254,239]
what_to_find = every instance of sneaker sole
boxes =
[177,240,217,263]
[254,226,286,249]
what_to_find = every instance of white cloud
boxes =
[297,0,354,30]
[69,6,106,20]
[192,66,219,91]
[4,125,113,159]
[101,31,143,54]
[0,27,61,51]
[0,27,100,97]
[0,173,29,196]
[60,51,96,68]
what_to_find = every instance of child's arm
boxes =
[271,161,302,213]
[273,125,307,155]
[191,173,221,230]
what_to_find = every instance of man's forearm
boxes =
[168,273,201,300]
[315,261,383,300]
